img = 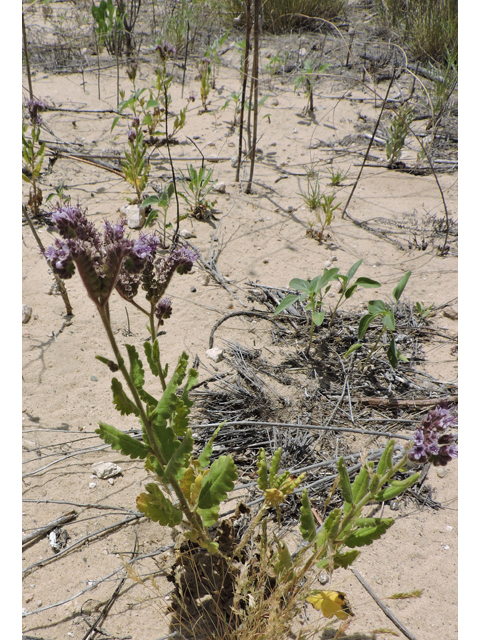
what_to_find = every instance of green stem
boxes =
[148,308,167,391]
[363,325,387,369]
[97,302,205,537]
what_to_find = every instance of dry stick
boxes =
[95,34,101,100]
[22,443,110,478]
[208,310,278,348]
[23,498,140,513]
[348,394,458,408]
[341,72,396,219]
[22,514,142,575]
[22,206,73,316]
[22,12,33,100]
[22,511,78,548]
[245,0,260,194]
[81,534,138,640]
[350,567,418,640]
[236,0,251,183]
[181,20,190,99]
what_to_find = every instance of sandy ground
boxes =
[20,4,458,639]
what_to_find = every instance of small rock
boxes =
[445,525,453,532]
[22,305,33,324]
[206,141,216,147]
[286,205,294,213]
[22,608,27,616]
[436,467,447,478]
[190,286,197,293]
[231,155,239,167]
[228,141,236,147]
[263,259,269,264]
[108,478,115,485]
[90,375,98,382]
[200,275,210,286]
[318,570,329,585]
[299,47,307,57]
[264,50,272,59]
[324,260,333,268]
[271,98,279,106]
[206,347,224,363]
[180,229,196,239]
[89,482,97,489]
[293,128,298,134]
[213,181,226,193]
[443,306,458,320]
[120,204,145,229]
[443,545,450,551]
[91,461,123,479]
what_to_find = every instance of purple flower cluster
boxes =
[407,402,458,467]
[187,93,196,102]
[127,129,137,143]
[202,56,211,65]
[45,205,159,308]
[26,98,46,125]
[155,297,173,325]
[155,41,176,59]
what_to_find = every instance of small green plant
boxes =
[91,0,124,55]
[273,268,341,355]
[220,90,242,126]
[294,59,330,114]
[345,271,412,368]
[205,31,229,90]
[299,173,322,211]
[22,99,47,218]
[46,180,70,207]
[142,183,184,245]
[385,105,414,166]
[179,164,217,217]
[121,117,150,203]
[329,259,381,327]
[415,301,434,319]
[327,165,349,186]
[199,55,211,111]
[317,194,341,240]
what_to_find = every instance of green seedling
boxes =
[345,271,412,368]
[415,301,434,319]
[91,0,123,55]
[274,268,340,355]
[294,59,330,114]
[299,174,322,211]
[385,105,414,166]
[46,180,70,207]
[22,100,47,218]
[179,164,217,217]
[142,183,184,244]
[200,56,211,111]
[329,260,381,327]
[328,165,349,186]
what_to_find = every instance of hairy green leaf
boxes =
[111,378,140,416]
[197,455,238,510]
[299,490,316,542]
[257,448,268,491]
[125,344,145,389]
[274,542,294,581]
[316,508,342,547]
[164,431,194,479]
[96,421,149,459]
[143,340,159,376]
[374,473,420,502]
[376,440,394,479]
[337,457,353,505]
[198,424,223,468]
[343,518,394,547]
[317,549,361,570]
[269,448,283,486]
[136,483,183,526]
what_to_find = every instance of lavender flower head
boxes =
[26,98,46,125]
[407,401,458,467]
[45,204,159,308]
[202,56,211,65]
[188,93,196,102]
[155,297,173,325]
[155,41,176,59]
[131,116,140,129]
[127,129,137,143]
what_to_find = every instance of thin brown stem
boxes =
[236,0,251,183]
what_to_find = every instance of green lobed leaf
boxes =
[299,490,316,542]
[273,294,300,316]
[337,457,354,505]
[351,464,372,504]
[316,508,342,547]
[197,455,238,511]
[376,440,394,479]
[174,367,199,436]
[111,378,140,416]
[257,448,268,491]
[374,473,420,502]
[151,352,189,443]
[392,271,411,303]
[96,421,149,459]
[164,430,194,480]
[136,483,183,526]
[343,518,394,548]
[125,344,145,389]
[269,448,283,487]
[198,424,223,468]
[317,549,361,571]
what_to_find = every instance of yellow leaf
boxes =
[306,590,353,620]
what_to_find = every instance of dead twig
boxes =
[348,395,458,408]
[22,510,77,548]
[208,310,278,348]
[350,567,418,640]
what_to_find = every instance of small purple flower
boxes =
[155,297,173,325]
[155,41,176,59]
[188,93,196,102]
[202,56,211,65]
[131,116,140,128]
[127,129,137,143]
[26,98,46,125]
[408,402,458,467]
[126,61,138,83]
